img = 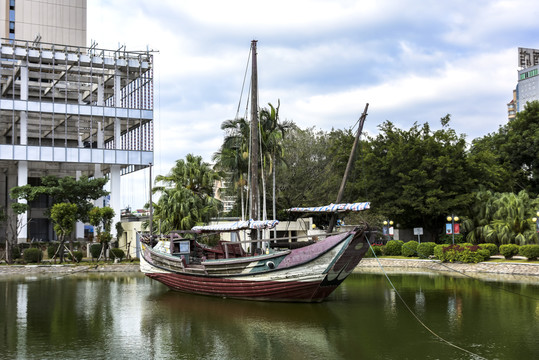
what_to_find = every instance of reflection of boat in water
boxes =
[142,288,344,358]
[140,206,372,302]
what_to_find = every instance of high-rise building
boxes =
[0,1,153,242]
[0,0,86,46]
[511,47,539,117]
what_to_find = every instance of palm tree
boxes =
[258,101,292,223]
[150,154,222,232]
[491,191,538,245]
[213,117,250,219]
[463,189,539,245]
[461,188,498,244]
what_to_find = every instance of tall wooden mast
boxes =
[249,40,259,251]
[327,103,369,233]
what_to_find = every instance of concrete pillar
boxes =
[110,165,121,237]
[20,64,28,146]
[75,171,85,240]
[114,70,122,149]
[20,65,28,100]
[97,77,104,105]
[114,71,121,107]
[17,161,28,243]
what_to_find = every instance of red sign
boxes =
[454,223,460,235]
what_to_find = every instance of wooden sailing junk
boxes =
[140,41,371,302]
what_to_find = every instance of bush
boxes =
[90,243,103,260]
[401,241,419,257]
[439,233,464,244]
[434,244,490,263]
[478,243,498,257]
[383,240,404,256]
[365,244,383,258]
[110,248,125,261]
[23,248,43,263]
[499,244,520,259]
[417,242,437,259]
[518,244,539,260]
[47,243,60,259]
[12,245,21,260]
[68,250,83,263]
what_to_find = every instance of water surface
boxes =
[0,271,537,360]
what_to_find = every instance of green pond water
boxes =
[0,270,537,360]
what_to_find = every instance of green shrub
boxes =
[47,243,60,259]
[383,240,403,256]
[90,243,103,259]
[499,244,519,259]
[401,241,419,257]
[478,243,498,257]
[110,248,125,261]
[365,244,383,258]
[518,244,539,260]
[68,250,83,263]
[23,248,43,263]
[12,245,21,260]
[417,242,437,259]
[439,233,464,244]
[434,244,490,263]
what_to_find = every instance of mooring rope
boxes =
[366,239,488,360]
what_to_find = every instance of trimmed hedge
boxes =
[499,244,519,259]
[401,240,419,257]
[47,243,60,259]
[365,244,383,258]
[434,244,490,263]
[519,244,539,260]
[478,243,498,257]
[110,248,125,261]
[417,242,437,259]
[68,250,83,263]
[90,243,103,259]
[23,248,43,263]
[384,240,404,256]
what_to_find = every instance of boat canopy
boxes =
[192,219,279,232]
[287,202,370,213]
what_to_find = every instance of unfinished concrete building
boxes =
[0,38,154,242]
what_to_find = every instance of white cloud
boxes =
[86,1,538,208]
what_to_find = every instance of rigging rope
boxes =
[236,46,252,120]
[366,239,488,360]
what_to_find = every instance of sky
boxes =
[87,0,539,209]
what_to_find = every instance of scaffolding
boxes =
[0,38,154,177]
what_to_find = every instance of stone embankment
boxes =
[1,259,538,278]
[355,258,539,277]
[0,263,140,275]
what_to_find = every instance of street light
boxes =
[383,220,394,239]
[446,215,460,245]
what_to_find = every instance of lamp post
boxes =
[446,215,460,245]
[383,220,394,240]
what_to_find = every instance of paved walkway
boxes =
[355,258,539,277]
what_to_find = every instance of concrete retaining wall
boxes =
[356,258,539,276]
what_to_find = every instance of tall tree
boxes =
[258,102,292,222]
[150,154,222,233]
[472,100,539,195]
[212,117,250,218]
[10,175,108,251]
[355,118,474,239]
[50,203,78,263]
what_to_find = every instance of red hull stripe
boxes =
[147,272,337,302]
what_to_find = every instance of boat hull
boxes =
[140,228,369,302]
